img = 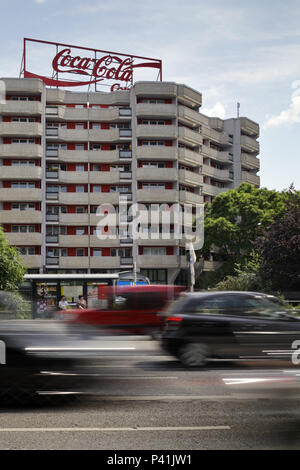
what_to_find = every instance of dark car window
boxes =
[181,295,239,315]
[232,295,291,318]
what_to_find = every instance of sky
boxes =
[0,0,300,191]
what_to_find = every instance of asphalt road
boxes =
[1,336,300,450]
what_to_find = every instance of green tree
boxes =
[0,226,26,291]
[254,198,300,292]
[198,183,299,288]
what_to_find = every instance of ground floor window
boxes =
[140,269,167,284]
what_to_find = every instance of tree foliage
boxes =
[198,183,300,290]
[254,196,300,291]
[0,226,26,291]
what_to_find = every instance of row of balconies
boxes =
[46,127,132,142]
[0,187,204,204]
[0,144,203,167]
[0,122,43,137]
[46,106,131,122]
[20,253,190,270]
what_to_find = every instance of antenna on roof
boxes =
[237,102,240,118]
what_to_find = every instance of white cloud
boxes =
[35,0,47,4]
[201,102,226,119]
[264,80,300,129]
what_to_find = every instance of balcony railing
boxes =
[46,214,59,222]
[46,235,59,243]
[46,149,59,157]
[119,108,132,116]
[46,257,59,265]
[120,257,133,265]
[119,129,132,137]
[119,151,132,159]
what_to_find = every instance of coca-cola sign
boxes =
[23,38,162,91]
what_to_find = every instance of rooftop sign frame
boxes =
[21,38,162,92]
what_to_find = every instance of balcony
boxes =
[59,213,89,225]
[202,184,228,197]
[46,88,66,103]
[178,106,206,128]
[20,255,43,269]
[138,255,180,268]
[136,125,177,139]
[178,148,202,166]
[0,166,42,180]
[59,235,89,247]
[0,143,42,159]
[179,169,202,186]
[58,171,89,184]
[177,85,202,108]
[89,192,120,205]
[179,191,204,204]
[0,101,43,116]
[136,168,177,182]
[89,171,121,185]
[0,122,43,137]
[137,238,178,246]
[178,127,202,147]
[202,127,231,147]
[136,189,178,203]
[0,210,42,224]
[90,257,121,269]
[202,165,233,181]
[90,235,120,247]
[240,117,259,137]
[241,171,260,187]
[0,188,42,202]
[59,257,89,269]
[240,135,259,154]
[136,103,177,118]
[4,78,44,94]
[209,118,224,132]
[136,146,177,161]
[5,233,42,245]
[241,153,260,170]
[59,192,89,204]
[134,82,177,97]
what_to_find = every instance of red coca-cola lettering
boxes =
[110,83,131,92]
[24,38,162,89]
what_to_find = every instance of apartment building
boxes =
[0,78,260,284]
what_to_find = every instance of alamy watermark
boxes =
[0,340,6,365]
[95,200,205,250]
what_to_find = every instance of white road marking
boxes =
[0,426,230,432]
[25,347,137,351]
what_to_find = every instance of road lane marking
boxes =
[0,426,230,432]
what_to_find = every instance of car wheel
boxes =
[178,343,209,367]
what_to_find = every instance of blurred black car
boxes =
[0,291,96,405]
[161,291,300,367]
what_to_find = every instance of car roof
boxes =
[182,291,278,300]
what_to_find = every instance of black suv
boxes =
[161,291,300,367]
